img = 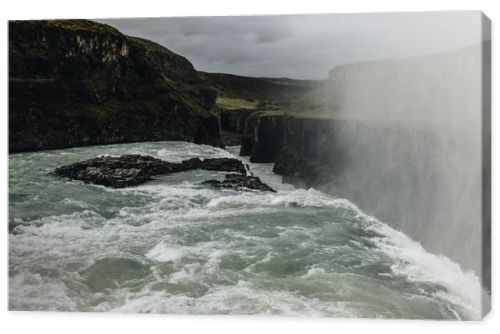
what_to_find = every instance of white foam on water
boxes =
[304,191,485,319]
[366,216,482,320]
[205,188,356,210]
[111,280,358,317]
[146,241,186,263]
[156,143,233,162]
[252,186,484,320]
[303,266,327,278]
[61,197,93,209]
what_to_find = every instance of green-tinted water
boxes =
[9,141,481,318]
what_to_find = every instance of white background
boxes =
[0,0,498,333]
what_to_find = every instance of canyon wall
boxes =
[9,20,221,152]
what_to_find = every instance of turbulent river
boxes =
[9,141,481,319]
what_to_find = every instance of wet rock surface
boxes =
[202,174,276,192]
[54,154,248,188]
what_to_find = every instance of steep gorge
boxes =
[236,43,490,293]
[8,18,489,292]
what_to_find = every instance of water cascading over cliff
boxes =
[315,40,489,292]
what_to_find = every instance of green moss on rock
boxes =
[9,19,221,152]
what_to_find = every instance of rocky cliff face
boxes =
[218,109,254,146]
[220,109,254,134]
[9,20,221,152]
[239,115,343,187]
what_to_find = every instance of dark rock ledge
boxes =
[203,174,276,192]
[53,154,275,192]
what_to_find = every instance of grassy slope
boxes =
[215,97,258,110]
[200,71,335,122]
[200,71,320,111]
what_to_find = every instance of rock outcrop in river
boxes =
[54,154,274,191]
[203,173,276,192]
[9,20,222,152]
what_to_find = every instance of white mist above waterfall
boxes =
[314,14,489,306]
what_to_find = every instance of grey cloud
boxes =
[96,12,482,79]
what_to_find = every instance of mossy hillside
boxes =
[9,20,220,152]
[33,20,122,35]
[245,109,338,122]
[200,72,320,110]
[216,97,258,110]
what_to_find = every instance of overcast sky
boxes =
[97,12,482,80]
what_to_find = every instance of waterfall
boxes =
[320,38,489,295]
